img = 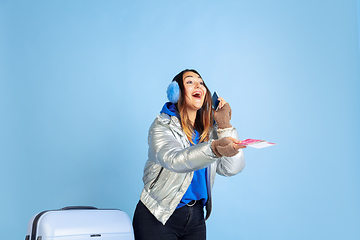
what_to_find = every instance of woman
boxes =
[133,69,246,240]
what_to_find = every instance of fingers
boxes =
[234,144,246,150]
[227,137,246,150]
[227,136,240,144]
[217,97,227,109]
[217,144,239,157]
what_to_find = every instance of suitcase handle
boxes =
[60,206,98,210]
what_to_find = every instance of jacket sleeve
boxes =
[214,126,246,177]
[148,117,219,173]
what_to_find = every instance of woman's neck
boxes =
[187,109,197,127]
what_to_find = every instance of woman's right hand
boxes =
[211,137,246,157]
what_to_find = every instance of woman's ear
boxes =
[167,81,180,103]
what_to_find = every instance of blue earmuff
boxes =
[167,81,180,103]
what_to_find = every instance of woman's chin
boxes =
[194,104,203,111]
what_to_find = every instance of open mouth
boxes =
[192,92,202,99]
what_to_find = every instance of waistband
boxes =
[186,200,202,207]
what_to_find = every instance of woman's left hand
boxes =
[214,97,232,129]
[217,97,227,110]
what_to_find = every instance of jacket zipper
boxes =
[149,167,164,189]
[205,165,212,220]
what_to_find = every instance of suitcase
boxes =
[25,206,134,240]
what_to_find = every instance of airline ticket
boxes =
[237,139,276,149]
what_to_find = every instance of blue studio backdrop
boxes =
[1,1,359,240]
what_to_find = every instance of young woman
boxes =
[133,69,246,240]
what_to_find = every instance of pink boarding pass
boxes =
[237,139,276,149]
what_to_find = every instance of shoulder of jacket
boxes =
[152,113,185,137]
[155,113,171,125]
[155,113,181,127]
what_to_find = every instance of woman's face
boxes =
[182,71,207,112]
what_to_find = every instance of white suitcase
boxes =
[25,206,134,240]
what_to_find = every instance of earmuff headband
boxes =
[167,81,180,103]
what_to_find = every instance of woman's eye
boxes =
[186,81,193,84]
[200,82,204,85]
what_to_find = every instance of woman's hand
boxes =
[228,137,247,150]
[214,97,232,129]
[217,97,227,109]
[211,137,246,157]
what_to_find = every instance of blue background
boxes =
[1,0,359,239]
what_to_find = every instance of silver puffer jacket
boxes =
[140,113,245,225]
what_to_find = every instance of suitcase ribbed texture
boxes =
[26,207,134,240]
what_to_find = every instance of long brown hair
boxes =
[172,69,214,144]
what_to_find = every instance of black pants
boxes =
[133,200,206,240]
